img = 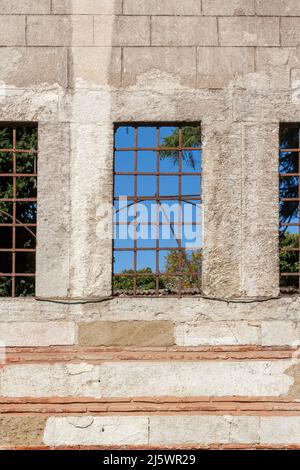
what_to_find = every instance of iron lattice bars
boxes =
[0,125,37,297]
[279,124,300,294]
[113,123,202,297]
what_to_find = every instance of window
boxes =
[113,123,202,296]
[0,125,37,297]
[279,124,300,294]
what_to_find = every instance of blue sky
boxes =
[113,126,202,274]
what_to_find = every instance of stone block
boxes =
[0,0,50,14]
[256,47,293,69]
[52,0,122,14]
[27,15,93,46]
[262,321,300,347]
[281,18,300,47]
[176,321,260,346]
[122,47,197,87]
[256,0,300,16]
[0,417,46,446]
[149,416,259,445]
[260,417,300,444]
[203,0,255,15]
[79,321,174,347]
[152,16,218,46]
[0,47,68,87]
[197,47,255,88]
[36,123,71,297]
[123,0,201,15]
[241,124,280,297]
[94,15,150,46]
[43,416,148,446]
[219,17,280,46]
[0,16,25,46]
[70,47,121,87]
[0,322,75,347]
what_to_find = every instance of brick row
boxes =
[2,397,300,414]
[2,346,298,364]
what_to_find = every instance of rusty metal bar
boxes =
[114,272,200,277]
[298,129,300,292]
[115,196,202,201]
[155,126,160,293]
[0,273,35,277]
[280,198,300,202]
[0,198,37,202]
[279,125,300,293]
[0,173,37,177]
[281,273,300,277]
[115,221,201,226]
[0,149,37,154]
[280,247,300,252]
[116,147,202,152]
[133,126,138,295]
[12,128,16,297]
[113,124,202,296]
[0,125,37,297]
[114,247,201,251]
[114,172,202,176]
[0,249,35,253]
[280,173,300,177]
[178,126,183,295]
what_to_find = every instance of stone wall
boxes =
[1,0,300,448]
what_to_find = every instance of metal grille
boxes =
[279,124,300,294]
[113,123,202,296]
[0,125,37,297]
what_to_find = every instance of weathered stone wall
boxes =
[1,0,300,448]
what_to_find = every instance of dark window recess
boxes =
[280,124,300,294]
[0,125,37,297]
[113,123,202,297]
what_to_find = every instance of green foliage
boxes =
[114,250,202,294]
[280,232,299,289]
[159,125,201,169]
[113,267,165,292]
[0,277,11,297]
[16,127,38,151]
[164,249,202,290]
[0,126,37,297]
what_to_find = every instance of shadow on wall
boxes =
[65,1,122,298]
[67,0,121,89]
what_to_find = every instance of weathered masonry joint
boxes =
[2,0,300,449]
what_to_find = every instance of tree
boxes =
[163,249,202,291]
[279,232,299,290]
[159,125,201,169]
[113,267,165,292]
